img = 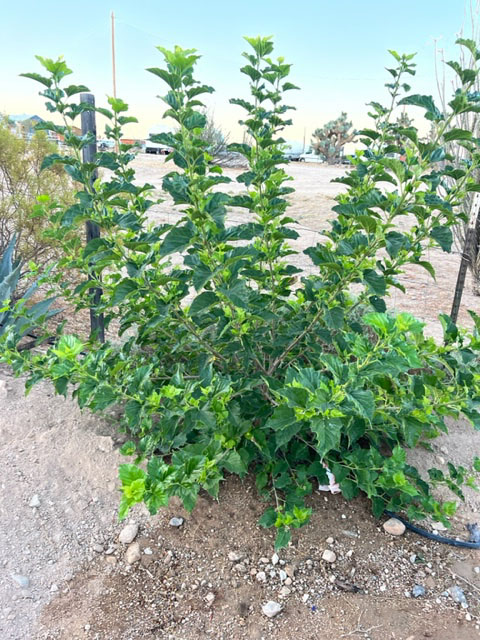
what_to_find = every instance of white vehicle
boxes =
[145,125,173,155]
[298,147,324,163]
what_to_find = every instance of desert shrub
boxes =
[0,235,58,344]
[0,121,74,294]
[3,40,480,549]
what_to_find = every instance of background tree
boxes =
[435,1,480,294]
[311,112,356,164]
[0,120,74,292]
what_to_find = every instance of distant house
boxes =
[7,114,81,146]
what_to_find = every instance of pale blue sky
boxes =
[0,0,475,141]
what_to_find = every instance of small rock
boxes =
[84,624,91,632]
[466,523,480,544]
[11,575,30,588]
[279,586,291,597]
[383,518,406,536]
[228,551,244,563]
[431,521,447,532]
[262,601,282,618]
[259,557,269,564]
[169,517,184,528]
[144,547,153,555]
[425,576,435,589]
[412,584,426,598]
[29,495,40,508]
[322,549,336,564]
[466,612,472,622]
[279,569,287,581]
[409,554,417,564]
[474,566,480,574]
[234,563,247,574]
[125,542,141,564]
[92,544,104,553]
[449,585,468,608]
[0,380,7,397]
[302,593,309,603]
[271,553,279,566]
[118,523,139,544]
[205,592,215,605]
[285,577,292,586]
[256,571,266,583]
[50,584,58,593]
[326,536,334,544]
[285,564,296,578]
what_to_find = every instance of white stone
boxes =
[259,557,269,564]
[279,569,287,581]
[432,521,447,532]
[322,549,337,563]
[302,593,309,603]
[169,517,184,527]
[50,584,58,593]
[383,518,406,536]
[144,547,153,555]
[474,567,480,574]
[256,571,267,583]
[285,577,292,586]
[125,542,141,564]
[29,495,40,508]
[118,523,139,544]
[326,536,334,544]
[262,601,282,618]
[279,586,291,597]
[228,551,244,563]
[271,553,279,566]
[12,575,30,588]
[205,592,215,605]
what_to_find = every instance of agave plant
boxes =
[0,235,58,343]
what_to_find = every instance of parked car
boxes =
[298,147,324,163]
[284,150,302,162]
[145,141,171,155]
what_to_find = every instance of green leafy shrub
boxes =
[4,40,480,549]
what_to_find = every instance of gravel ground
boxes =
[1,156,480,639]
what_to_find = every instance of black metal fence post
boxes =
[80,93,105,342]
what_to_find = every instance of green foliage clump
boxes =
[311,112,356,164]
[3,40,480,549]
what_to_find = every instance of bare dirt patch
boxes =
[1,156,480,640]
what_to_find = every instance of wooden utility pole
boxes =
[450,192,480,324]
[80,93,105,343]
[111,11,117,99]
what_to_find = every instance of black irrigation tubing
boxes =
[384,510,480,549]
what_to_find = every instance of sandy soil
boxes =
[1,156,480,640]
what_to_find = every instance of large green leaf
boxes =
[363,269,386,295]
[189,291,219,315]
[398,94,443,121]
[310,418,342,457]
[430,226,453,252]
[346,389,375,421]
[159,225,195,256]
[112,279,137,305]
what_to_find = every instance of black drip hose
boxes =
[384,510,480,549]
